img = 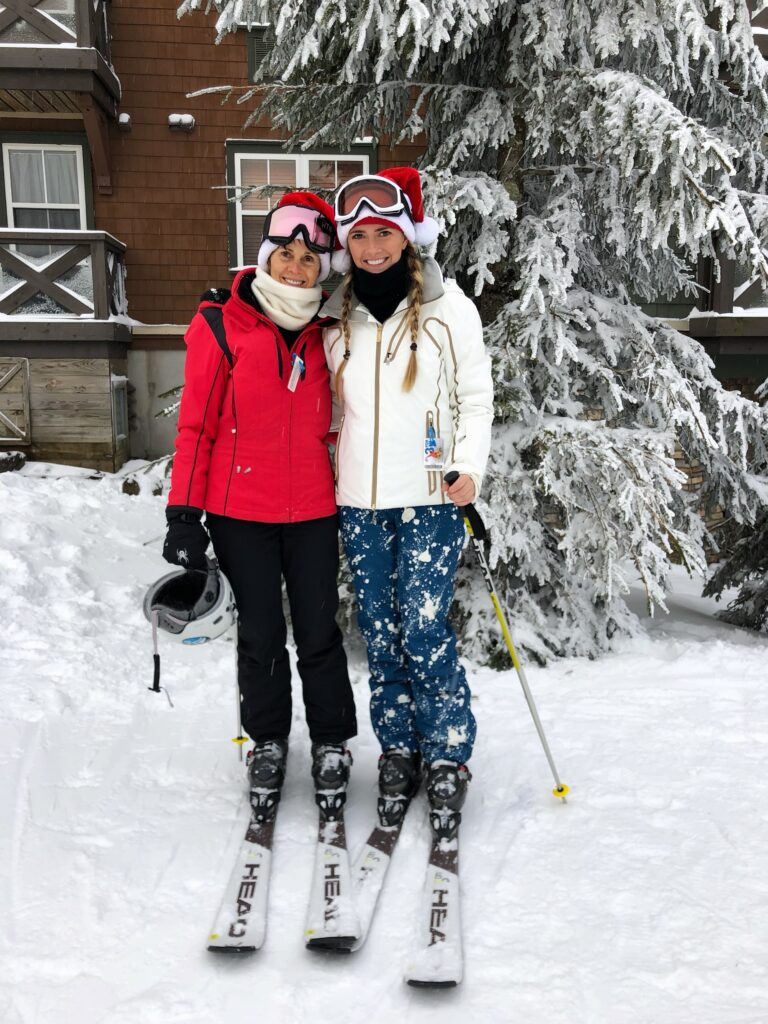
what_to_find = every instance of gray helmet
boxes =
[143,558,236,644]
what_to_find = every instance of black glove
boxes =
[162,506,209,570]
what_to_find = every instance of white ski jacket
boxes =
[322,259,494,510]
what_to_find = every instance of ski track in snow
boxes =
[2,466,768,1023]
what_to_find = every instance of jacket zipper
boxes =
[371,323,383,508]
[274,337,284,378]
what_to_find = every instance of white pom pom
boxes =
[412,216,441,246]
[332,250,352,274]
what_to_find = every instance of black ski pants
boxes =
[207,512,356,745]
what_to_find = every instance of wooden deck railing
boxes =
[0,229,126,320]
[0,0,110,60]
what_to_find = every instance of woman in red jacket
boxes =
[162,193,356,811]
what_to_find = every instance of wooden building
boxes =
[0,1,766,470]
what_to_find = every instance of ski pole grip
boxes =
[443,472,487,541]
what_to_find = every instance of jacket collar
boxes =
[228,267,333,329]
[320,256,445,323]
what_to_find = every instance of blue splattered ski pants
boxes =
[339,504,477,765]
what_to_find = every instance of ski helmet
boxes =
[143,559,236,644]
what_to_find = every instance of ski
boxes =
[304,805,360,952]
[349,803,412,951]
[207,749,285,955]
[404,809,463,987]
[207,813,276,954]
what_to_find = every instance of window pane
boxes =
[48,209,81,230]
[337,160,365,184]
[308,160,337,189]
[268,159,296,192]
[14,208,48,230]
[240,159,269,210]
[45,150,79,205]
[242,216,266,266]
[9,151,45,204]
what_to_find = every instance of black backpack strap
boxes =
[199,305,234,368]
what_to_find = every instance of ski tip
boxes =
[406,978,459,989]
[207,944,258,955]
[305,935,357,954]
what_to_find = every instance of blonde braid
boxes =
[402,244,424,392]
[334,272,354,400]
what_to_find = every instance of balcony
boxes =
[0,0,120,115]
[0,228,128,341]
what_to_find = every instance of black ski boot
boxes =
[425,760,471,841]
[246,739,288,823]
[377,748,421,827]
[311,742,352,821]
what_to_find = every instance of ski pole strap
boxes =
[443,471,487,541]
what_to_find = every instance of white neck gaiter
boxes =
[251,267,322,331]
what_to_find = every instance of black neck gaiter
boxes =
[352,256,410,324]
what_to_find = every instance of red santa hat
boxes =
[332,167,441,274]
[257,191,336,282]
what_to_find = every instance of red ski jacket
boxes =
[168,268,337,523]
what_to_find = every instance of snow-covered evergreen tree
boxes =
[703,376,768,632]
[180,0,768,662]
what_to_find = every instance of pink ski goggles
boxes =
[262,203,336,253]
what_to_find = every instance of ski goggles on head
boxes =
[262,203,336,254]
[335,175,414,225]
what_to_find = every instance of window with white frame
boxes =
[232,150,371,267]
[2,143,86,256]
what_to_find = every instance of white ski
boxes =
[207,817,275,954]
[304,815,360,951]
[350,819,406,951]
[405,830,463,987]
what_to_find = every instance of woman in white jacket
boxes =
[322,167,494,830]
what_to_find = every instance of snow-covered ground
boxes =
[2,462,768,1024]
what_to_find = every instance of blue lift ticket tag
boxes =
[424,428,445,469]
[287,353,304,392]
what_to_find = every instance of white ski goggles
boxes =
[335,175,414,226]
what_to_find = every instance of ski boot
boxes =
[377,748,421,827]
[311,742,352,822]
[246,738,288,823]
[425,760,471,841]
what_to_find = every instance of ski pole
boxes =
[231,620,247,761]
[444,471,569,801]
